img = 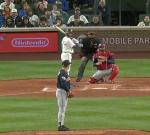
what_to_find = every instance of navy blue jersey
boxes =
[57,69,70,92]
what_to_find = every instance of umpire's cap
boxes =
[62,60,71,67]
[65,29,73,34]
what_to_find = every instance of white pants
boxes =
[92,67,112,80]
[56,89,68,126]
[61,52,72,74]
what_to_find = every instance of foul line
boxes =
[0,91,52,97]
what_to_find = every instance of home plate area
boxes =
[1,78,150,98]
[42,78,150,94]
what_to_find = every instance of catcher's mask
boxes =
[98,44,106,51]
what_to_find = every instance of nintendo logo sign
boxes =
[11,38,49,47]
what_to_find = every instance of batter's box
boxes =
[111,84,150,91]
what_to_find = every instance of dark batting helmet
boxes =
[87,31,95,35]
[65,29,73,34]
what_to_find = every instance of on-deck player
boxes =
[89,44,119,84]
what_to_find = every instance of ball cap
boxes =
[62,60,71,66]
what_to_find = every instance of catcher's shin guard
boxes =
[89,77,96,84]
[108,65,119,81]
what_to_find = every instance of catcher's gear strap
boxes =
[107,56,115,64]
[108,65,119,80]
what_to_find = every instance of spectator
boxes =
[2,6,11,19]
[27,9,39,26]
[45,10,56,26]
[7,8,22,26]
[17,15,34,27]
[53,17,66,27]
[49,0,69,11]
[35,3,47,18]
[137,16,150,26]
[38,16,50,27]
[97,0,111,26]
[0,9,5,27]
[88,16,103,26]
[0,0,15,10]
[67,14,84,27]
[73,0,88,9]
[39,0,48,8]
[67,7,88,25]
[1,17,15,27]
[19,0,32,4]
[32,0,39,13]
[51,4,68,17]
[19,2,30,18]
[87,0,94,9]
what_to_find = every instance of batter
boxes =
[89,44,119,84]
[56,60,72,131]
[61,28,82,75]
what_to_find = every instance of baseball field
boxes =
[0,52,150,135]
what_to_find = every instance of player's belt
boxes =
[63,52,72,54]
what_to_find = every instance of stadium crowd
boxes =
[0,0,113,27]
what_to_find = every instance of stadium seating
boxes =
[139,14,150,22]
[15,4,62,11]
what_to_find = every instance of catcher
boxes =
[56,60,74,131]
[89,44,119,84]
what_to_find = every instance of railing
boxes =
[0,26,150,32]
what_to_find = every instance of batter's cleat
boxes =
[58,125,70,131]
[70,83,76,87]
[76,78,81,82]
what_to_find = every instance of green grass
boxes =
[0,59,150,81]
[0,97,150,133]
[0,60,150,133]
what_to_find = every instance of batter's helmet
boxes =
[87,31,95,35]
[65,29,73,34]
[98,44,106,50]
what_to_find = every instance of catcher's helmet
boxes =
[98,44,106,50]
[65,29,73,34]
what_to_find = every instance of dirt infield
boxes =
[0,78,150,135]
[0,52,150,135]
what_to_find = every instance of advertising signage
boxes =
[0,32,58,53]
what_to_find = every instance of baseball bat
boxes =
[54,25,66,35]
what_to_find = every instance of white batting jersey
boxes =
[61,36,75,53]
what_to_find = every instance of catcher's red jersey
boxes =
[93,51,114,70]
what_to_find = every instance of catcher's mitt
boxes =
[68,91,75,98]
[97,56,106,62]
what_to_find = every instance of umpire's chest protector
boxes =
[82,38,99,54]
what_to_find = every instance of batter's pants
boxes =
[61,52,72,74]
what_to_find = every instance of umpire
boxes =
[76,31,101,82]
